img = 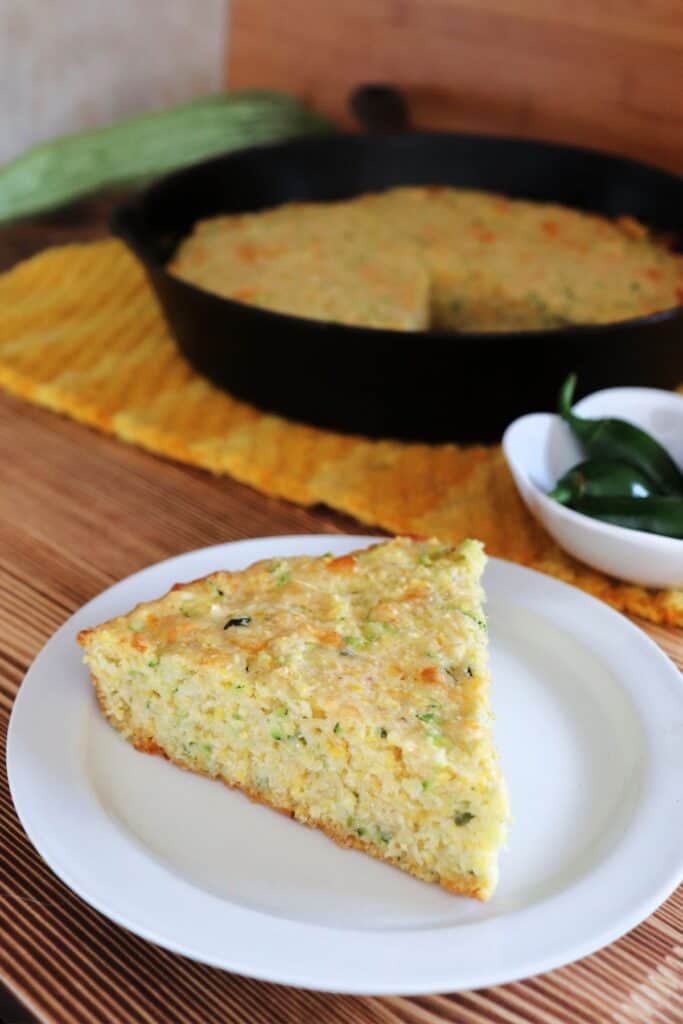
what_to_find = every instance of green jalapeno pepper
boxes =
[558,375,683,496]
[568,496,683,539]
[549,459,658,505]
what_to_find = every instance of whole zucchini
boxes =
[0,91,334,224]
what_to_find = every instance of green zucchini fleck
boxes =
[456,608,488,630]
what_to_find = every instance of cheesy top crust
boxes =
[83,538,494,771]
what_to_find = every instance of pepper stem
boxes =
[558,373,578,423]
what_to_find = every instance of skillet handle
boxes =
[349,84,411,133]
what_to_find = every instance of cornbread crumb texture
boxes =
[169,197,430,330]
[170,186,683,331]
[79,537,509,900]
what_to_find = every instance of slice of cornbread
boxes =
[78,538,509,899]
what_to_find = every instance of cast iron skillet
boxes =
[111,86,683,442]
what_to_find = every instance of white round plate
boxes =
[8,535,683,995]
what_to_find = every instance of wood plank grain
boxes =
[418,0,683,47]
[228,0,683,173]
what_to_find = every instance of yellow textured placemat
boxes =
[1,238,681,626]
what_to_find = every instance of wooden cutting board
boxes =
[228,0,683,174]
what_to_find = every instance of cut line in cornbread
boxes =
[78,537,509,899]
[170,186,683,331]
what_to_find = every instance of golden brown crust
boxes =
[76,626,94,647]
[90,675,485,901]
[76,540,395,650]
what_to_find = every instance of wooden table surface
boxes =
[0,201,681,1024]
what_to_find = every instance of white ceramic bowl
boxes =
[502,387,683,589]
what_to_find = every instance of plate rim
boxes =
[7,534,683,995]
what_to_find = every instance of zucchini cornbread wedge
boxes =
[78,538,509,899]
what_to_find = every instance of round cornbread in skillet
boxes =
[170,186,682,332]
[78,537,509,900]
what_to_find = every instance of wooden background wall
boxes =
[227,0,683,174]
